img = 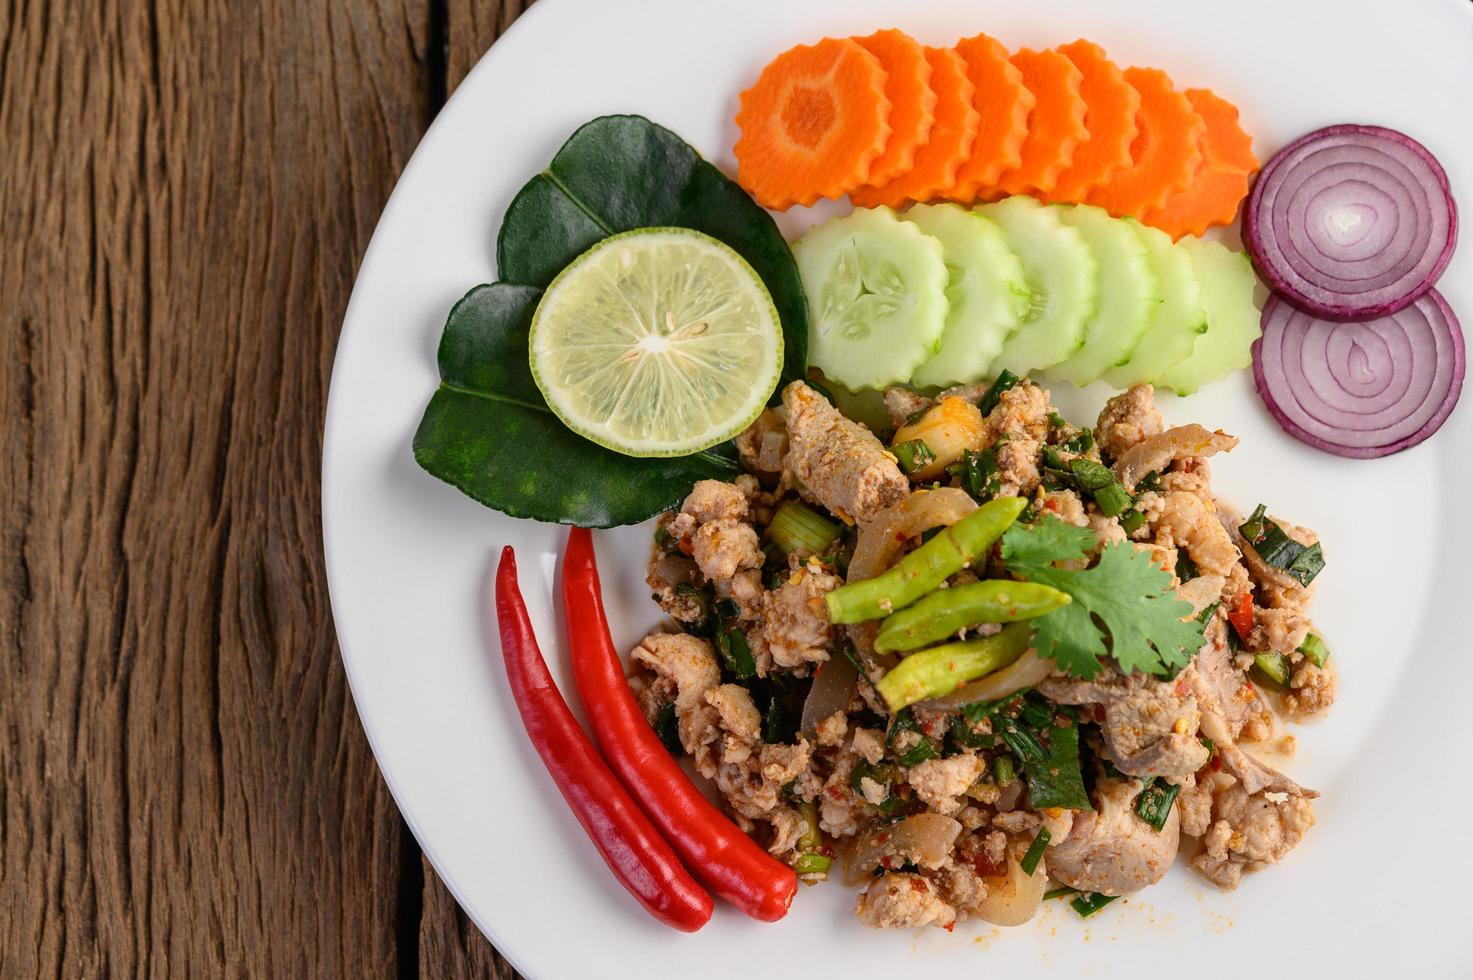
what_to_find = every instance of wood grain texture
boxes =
[0,0,523,976]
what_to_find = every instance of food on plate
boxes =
[1243,123,1458,320]
[947,32,1033,199]
[416,115,810,526]
[1048,40,1141,204]
[984,195,1098,377]
[853,29,938,187]
[1047,203,1161,386]
[851,46,978,209]
[902,203,1030,388]
[1102,220,1207,388]
[563,528,798,920]
[1143,88,1259,239]
[1252,290,1465,458]
[1159,239,1263,395]
[990,47,1087,198]
[494,547,714,931]
[633,377,1332,929]
[791,206,950,390]
[529,227,783,457]
[733,37,893,209]
[1086,67,1203,219]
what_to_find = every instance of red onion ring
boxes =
[1244,125,1457,320]
[1252,290,1465,458]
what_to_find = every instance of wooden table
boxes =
[1,2,529,975]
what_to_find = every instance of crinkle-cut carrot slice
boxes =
[850,46,977,209]
[947,33,1033,201]
[734,37,892,210]
[1086,66,1203,219]
[992,47,1087,197]
[853,29,937,187]
[1142,89,1260,238]
[1048,39,1141,204]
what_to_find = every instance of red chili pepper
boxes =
[494,546,713,932]
[562,528,798,922]
[1227,591,1254,641]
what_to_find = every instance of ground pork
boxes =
[815,710,848,747]
[856,874,957,930]
[939,864,990,917]
[1284,661,1336,716]
[628,631,720,719]
[851,727,886,765]
[752,561,840,670]
[981,381,1052,497]
[1155,490,1245,583]
[782,381,909,523]
[1048,777,1180,895]
[1251,605,1313,654]
[1187,772,1316,889]
[1040,671,1208,784]
[714,739,814,822]
[645,548,705,624]
[883,386,932,430]
[667,479,766,613]
[1042,488,1088,526]
[906,754,984,815]
[1095,384,1164,461]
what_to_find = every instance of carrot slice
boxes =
[1048,40,1141,204]
[991,48,1087,197]
[853,29,937,187]
[734,38,892,210]
[948,33,1033,200]
[1085,67,1204,219]
[1143,89,1260,238]
[851,46,977,209]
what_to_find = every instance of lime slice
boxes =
[529,227,784,458]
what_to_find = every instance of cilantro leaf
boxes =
[1000,516,1096,568]
[1003,520,1203,679]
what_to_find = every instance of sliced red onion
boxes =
[1252,290,1465,458]
[1244,124,1458,320]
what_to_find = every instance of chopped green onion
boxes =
[904,405,932,427]
[850,760,895,794]
[716,625,756,680]
[992,753,1015,785]
[1118,508,1146,535]
[893,439,937,474]
[1298,633,1331,668]
[978,369,1021,415]
[888,708,939,767]
[1019,828,1051,876]
[1070,892,1119,917]
[767,500,841,555]
[1252,650,1290,687]
[1048,412,1067,428]
[1239,504,1325,586]
[1067,458,1114,490]
[1200,734,1216,756]
[898,741,937,767]
[714,597,741,620]
[794,853,831,875]
[1134,470,1163,494]
[1176,551,1200,582]
[797,801,822,852]
[1132,777,1180,832]
[1044,886,1077,901]
[839,643,865,674]
[1091,481,1132,518]
[1061,428,1094,454]
[653,702,681,753]
[948,448,1000,503]
[1194,601,1221,626]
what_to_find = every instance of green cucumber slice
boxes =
[1103,220,1207,388]
[981,196,1098,378]
[794,206,950,391]
[903,203,1031,388]
[1048,203,1161,386]
[1158,238,1263,395]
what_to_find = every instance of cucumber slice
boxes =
[903,203,1031,388]
[1158,238,1263,395]
[1102,220,1207,388]
[794,207,950,391]
[980,196,1098,378]
[1048,204,1161,387]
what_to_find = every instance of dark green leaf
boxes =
[653,702,681,753]
[1239,504,1325,587]
[717,625,757,681]
[413,284,741,525]
[495,115,808,387]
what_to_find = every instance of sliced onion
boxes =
[840,813,962,886]
[972,845,1047,926]
[800,655,857,733]
[1244,124,1458,320]
[919,648,1055,710]
[1252,290,1465,458]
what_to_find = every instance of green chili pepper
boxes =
[824,496,1028,625]
[874,622,1033,711]
[874,580,1071,653]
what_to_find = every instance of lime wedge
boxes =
[529,228,783,457]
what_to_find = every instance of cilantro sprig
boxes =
[1001,517,1204,680]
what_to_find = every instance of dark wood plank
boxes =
[0,0,435,975]
[414,5,534,977]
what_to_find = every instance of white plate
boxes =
[323,1,1473,975]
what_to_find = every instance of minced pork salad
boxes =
[630,374,1333,930]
